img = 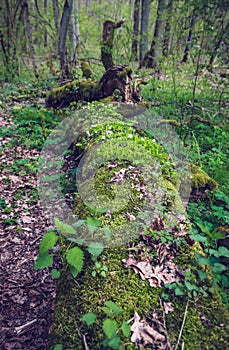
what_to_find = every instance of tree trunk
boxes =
[70,0,80,65]
[162,0,173,57]
[131,0,140,61]
[142,0,168,68]
[208,21,229,68]
[139,0,149,65]
[101,20,124,70]
[58,0,73,77]
[181,11,197,64]
[52,0,60,31]
[24,0,39,78]
[44,0,48,47]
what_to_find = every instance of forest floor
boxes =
[0,97,56,350]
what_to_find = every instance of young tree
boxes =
[143,0,168,68]
[58,0,73,77]
[139,0,149,65]
[24,0,39,78]
[162,0,173,57]
[131,0,140,61]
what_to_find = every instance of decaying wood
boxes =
[101,20,124,70]
[46,65,140,108]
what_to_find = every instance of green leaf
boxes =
[197,257,210,265]
[81,313,97,326]
[218,246,229,257]
[103,225,112,240]
[103,335,122,349]
[51,269,60,279]
[66,237,85,245]
[72,219,86,228]
[185,281,199,291]
[104,300,122,314]
[121,321,131,337]
[189,234,208,243]
[66,247,84,274]
[53,345,62,350]
[103,319,118,338]
[87,241,104,259]
[54,217,76,235]
[212,263,227,273]
[86,216,101,234]
[39,231,58,254]
[34,252,53,270]
[175,287,184,296]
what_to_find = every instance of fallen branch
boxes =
[174,298,189,350]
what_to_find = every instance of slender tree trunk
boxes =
[24,0,39,78]
[44,0,48,47]
[181,11,197,64]
[162,0,173,57]
[71,0,80,65]
[58,0,73,77]
[131,0,140,61]
[208,21,229,67]
[143,0,168,68]
[52,0,60,31]
[139,0,149,65]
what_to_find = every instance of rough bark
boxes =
[58,0,73,77]
[142,0,168,68]
[139,0,149,65]
[101,20,124,70]
[131,0,140,61]
[46,65,136,109]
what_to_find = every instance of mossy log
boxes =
[48,121,228,349]
[46,65,137,109]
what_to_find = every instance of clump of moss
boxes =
[190,163,217,192]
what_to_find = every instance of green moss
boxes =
[190,163,217,192]
[48,119,228,349]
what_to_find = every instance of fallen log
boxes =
[46,65,137,109]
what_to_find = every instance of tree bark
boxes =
[24,0,39,78]
[101,20,124,70]
[208,21,229,68]
[142,0,168,68]
[139,0,149,65]
[46,65,135,109]
[52,0,60,31]
[162,0,173,57]
[181,11,198,64]
[44,0,48,47]
[71,0,80,64]
[58,0,73,77]
[131,0,140,61]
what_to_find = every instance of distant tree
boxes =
[58,0,73,77]
[139,0,149,65]
[131,0,140,61]
[162,0,173,57]
[143,0,168,68]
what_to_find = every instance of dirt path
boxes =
[0,104,57,350]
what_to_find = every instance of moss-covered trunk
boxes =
[46,115,228,349]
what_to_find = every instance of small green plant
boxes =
[34,217,105,278]
[81,300,131,349]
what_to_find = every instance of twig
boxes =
[82,334,90,350]
[175,299,189,350]
[15,318,37,334]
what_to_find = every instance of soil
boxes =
[0,101,57,350]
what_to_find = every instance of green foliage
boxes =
[81,313,97,326]
[66,247,84,277]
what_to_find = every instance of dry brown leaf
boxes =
[131,311,166,346]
